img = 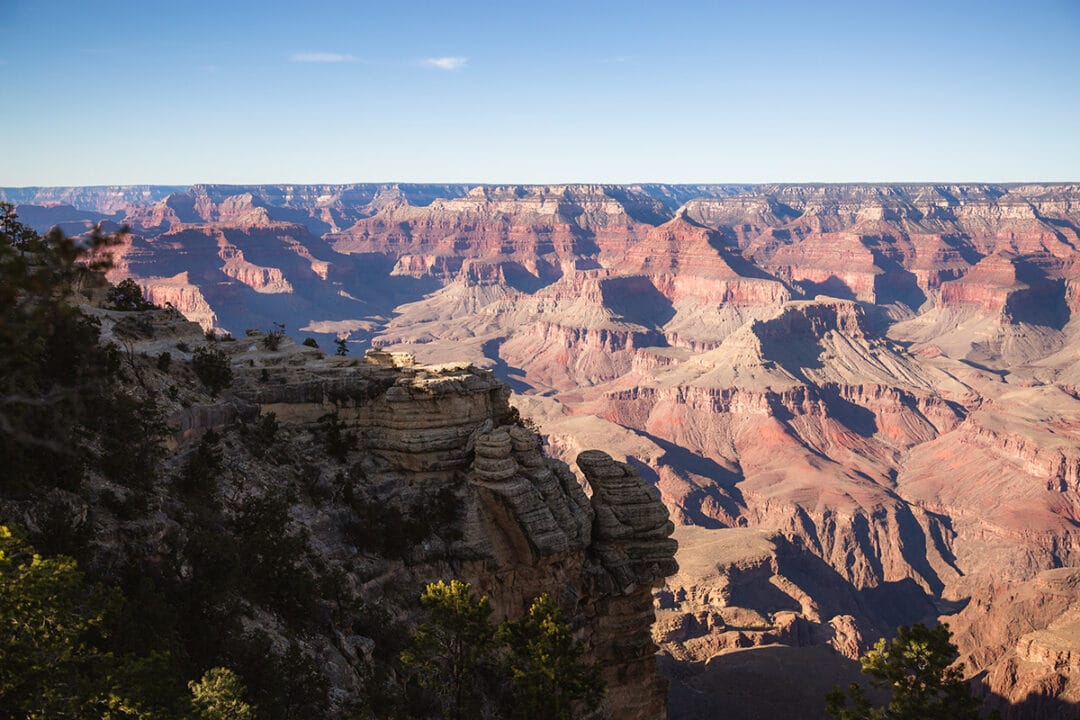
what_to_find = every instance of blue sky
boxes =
[1,0,1078,185]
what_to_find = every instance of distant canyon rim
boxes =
[6,181,1080,718]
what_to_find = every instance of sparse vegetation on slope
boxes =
[0,206,644,719]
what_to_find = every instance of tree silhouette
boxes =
[107,278,155,311]
[192,346,233,397]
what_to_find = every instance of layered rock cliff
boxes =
[9,183,1080,717]
[91,301,679,718]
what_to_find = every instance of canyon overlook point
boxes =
[7,181,1080,718]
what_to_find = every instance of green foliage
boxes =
[97,393,165,493]
[226,631,328,720]
[231,493,319,628]
[402,584,604,720]
[0,205,336,719]
[1,201,39,248]
[0,526,192,720]
[160,491,331,717]
[157,351,173,371]
[192,346,233,397]
[334,336,348,356]
[96,651,192,719]
[0,525,112,717]
[107,278,155,311]
[342,478,460,556]
[204,328,235,342]
[826,623,984,720]
[0,203,163,503]
[401,580,500,720]
[302,337,319,349]
[498,594,602,720]
[246,412,279,453]
[189,667,255,720]
[344,495,422,556]
[318,411,357,462]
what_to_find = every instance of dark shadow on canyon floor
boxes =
[480,338,532,394]
[662,645,876,720]
[980,685,1080,720]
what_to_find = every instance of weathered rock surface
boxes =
[972,569,1080,718]
[11,182,1080,717]
[77,302,680,719]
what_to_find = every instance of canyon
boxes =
[6,182,1080,717]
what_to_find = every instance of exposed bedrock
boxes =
[17,182,1080,715]
[236,358,679,719]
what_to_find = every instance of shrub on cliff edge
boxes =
[192,346,233,397]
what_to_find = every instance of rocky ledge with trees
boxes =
[0,204,678,718]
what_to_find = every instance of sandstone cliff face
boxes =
[71,300,681,718]
[969,569,1080,719]
[138,272,218,329]
[13,182,1080,717]
[222,352,679,719]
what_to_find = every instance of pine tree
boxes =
[0,525,200,719]
[189,668,256,720]
[498,594,603,720]
[107,278,155,311]
[401,580,499,720]
[826,623,985,720]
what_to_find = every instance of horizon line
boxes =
[3,179,1080,190]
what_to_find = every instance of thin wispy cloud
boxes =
[290,52,356,63]
[424,56,467,71]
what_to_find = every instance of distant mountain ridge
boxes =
[5,181,1079,213]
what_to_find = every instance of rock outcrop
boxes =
[66,294,682,717]
[11,182,1080,717]
[227,352,679,718]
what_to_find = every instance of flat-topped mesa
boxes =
[137,273,218,329]
[681,195,799,230]
[937,253,1069,327]
[441,183,669,224]
[752,297,870,342]
[237,361,514,472]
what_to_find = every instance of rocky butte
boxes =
[6,182,1080,718]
